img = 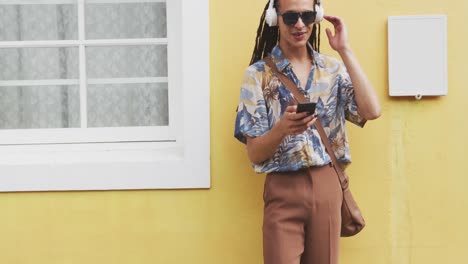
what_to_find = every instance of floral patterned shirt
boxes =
[234,44,366,174]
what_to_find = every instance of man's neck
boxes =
[279,42,311,64]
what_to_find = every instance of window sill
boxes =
[0,142,210,192]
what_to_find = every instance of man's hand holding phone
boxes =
[277,104,317,136]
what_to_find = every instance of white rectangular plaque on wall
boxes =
[388,15,447,98]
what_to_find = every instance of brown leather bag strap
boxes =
[264,57,302,103]
[314,120,349,189]
[264,56,349,190]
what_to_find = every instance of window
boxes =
[0,0,210,192]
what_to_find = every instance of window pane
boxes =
[85,2,167,39]
[0,4,77,41]
[87,83,168,127]
[0,47,79,80]
[86,45,167,78]
[0,85,80,129]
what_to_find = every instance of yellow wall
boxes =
[0,0,467,263]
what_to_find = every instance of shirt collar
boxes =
[269,43,323,73]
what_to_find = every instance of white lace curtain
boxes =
[0,2,168,129]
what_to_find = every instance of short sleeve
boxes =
[338,63,367,127]
[234,66,269,144]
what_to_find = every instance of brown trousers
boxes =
[263,164,343,264]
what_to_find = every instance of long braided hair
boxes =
[249,0,321,65]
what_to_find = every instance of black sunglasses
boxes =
[278,11,316,26]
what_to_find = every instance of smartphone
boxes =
[296,102,316,116]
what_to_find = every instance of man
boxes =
[234,0,380,263]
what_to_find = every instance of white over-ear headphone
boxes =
[265,0,278,27]
[265,0,325,27]
[314,0,325,23]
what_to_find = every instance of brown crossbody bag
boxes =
[264,57,365,237]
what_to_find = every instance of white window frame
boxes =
[0,0,210,191]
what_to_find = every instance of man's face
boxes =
[277,0,315,50]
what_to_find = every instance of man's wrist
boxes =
[337,46,353,57]
[272,122,287,139]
